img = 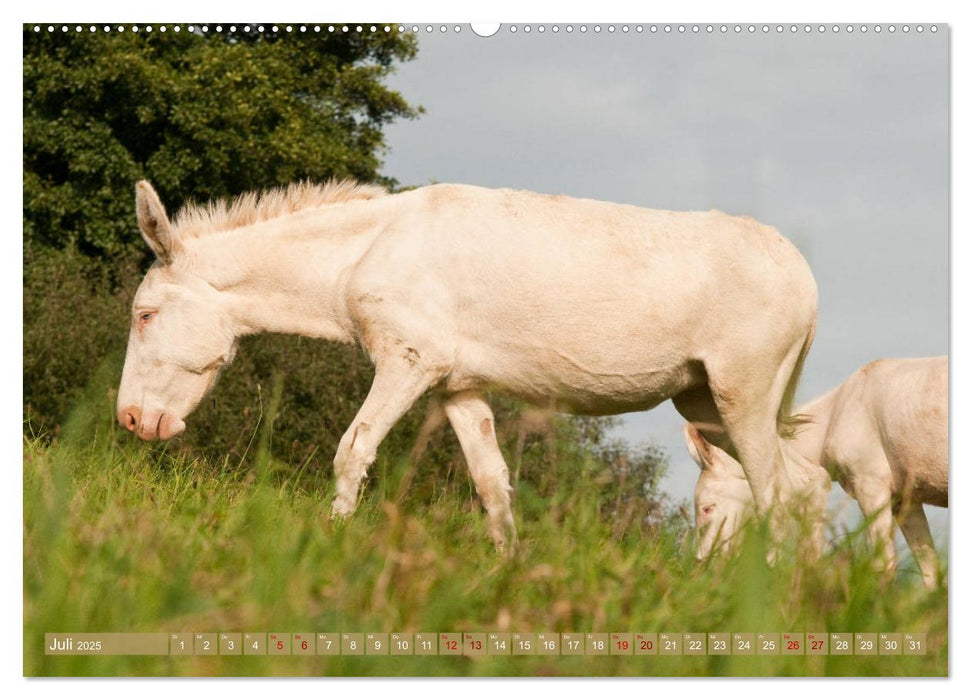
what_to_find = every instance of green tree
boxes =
[23,24,420,432]
[23,25,420,258]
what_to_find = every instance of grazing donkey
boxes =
[686,356,948,587]
[685,422,832,563]
[117,180,817,550]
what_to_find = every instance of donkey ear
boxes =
[683,423,713,470]
[684,424,743,477]
[135,181,180,263]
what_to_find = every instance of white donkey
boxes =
[685,356,948,587]
[685,422,832,563]
[117,180,818,550]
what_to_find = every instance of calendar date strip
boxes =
[45,632,928,656]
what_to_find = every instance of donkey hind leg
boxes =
[714,404,793,566]
[331,358,443,519]
[443,391,517,553]
[708,338,807,517]
[410,393,447,465]
[895,502,939,589]
[704,337,809,561]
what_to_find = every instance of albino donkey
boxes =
[685,422,831,562]
[117,179,818,550]
[685,356,948,586]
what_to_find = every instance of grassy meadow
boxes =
[23,380,947,677]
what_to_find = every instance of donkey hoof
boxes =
[330,498,356,520]
[490,532,519,558]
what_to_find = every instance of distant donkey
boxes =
[116,180,817,551]
[686,357,948,587]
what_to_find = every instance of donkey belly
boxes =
[448,329,708,415]
[889,442,949,508]
[448,364,699,415]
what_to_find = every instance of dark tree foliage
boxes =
[23,24,422,439]
[23,25,420,258]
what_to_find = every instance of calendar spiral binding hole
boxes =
[31,24,940,35]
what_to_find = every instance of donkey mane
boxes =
[171,179,388,239]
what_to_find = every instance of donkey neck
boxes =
[183,205,385,343]
[789,387,839,469]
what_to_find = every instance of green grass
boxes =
[23,394,947,677]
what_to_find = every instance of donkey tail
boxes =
[778,317,817,440]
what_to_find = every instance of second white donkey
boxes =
[685,356,948,587]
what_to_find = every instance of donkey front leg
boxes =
[854,478,898,581]
[331,358,442,518]
[442,391,517,553]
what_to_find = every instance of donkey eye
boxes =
[136,311,157,329]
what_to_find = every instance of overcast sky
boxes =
[378,25,949,549]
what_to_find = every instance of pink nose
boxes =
[118,406,140,433]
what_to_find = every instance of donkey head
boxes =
[683,423,754,560]
[116,182,237,440]
[684,423,831,561]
